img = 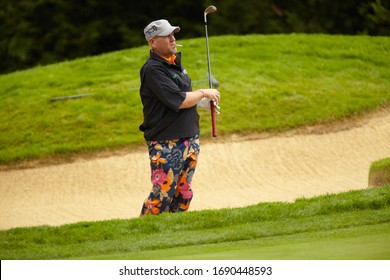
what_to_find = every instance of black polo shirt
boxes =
[139,51,200,141]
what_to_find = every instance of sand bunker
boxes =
[1,109,389,230]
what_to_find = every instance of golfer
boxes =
[139,19,220,216]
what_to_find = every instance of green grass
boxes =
[103,223,390,260]
[1,35,389,262]
[370,158,390,173]
[0,34,389,163]
[1,185,389,260]
[369,157,390,187]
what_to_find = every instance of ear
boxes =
[149,38,158,49]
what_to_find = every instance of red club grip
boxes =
[210,100,217,137]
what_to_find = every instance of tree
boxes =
[0,0,388,74]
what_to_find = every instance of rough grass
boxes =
[0,34,389,164]
[369,158,390,188]
[1,186,389,260]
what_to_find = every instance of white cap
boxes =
[144,19,180,41]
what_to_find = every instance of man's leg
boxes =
[140,137,199,216]
[170,135,200,213]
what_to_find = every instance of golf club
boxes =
[204,5,217,137]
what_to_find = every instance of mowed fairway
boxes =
[98,223,390,260]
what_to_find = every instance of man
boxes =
[139,19,220,216]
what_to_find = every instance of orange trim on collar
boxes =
[163,54,176,64]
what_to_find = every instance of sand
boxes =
[1,109,389,230]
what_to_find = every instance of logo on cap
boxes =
[145,26,157,36]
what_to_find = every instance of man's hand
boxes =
[197,98,220,114]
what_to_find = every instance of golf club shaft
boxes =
[204,10,217,137]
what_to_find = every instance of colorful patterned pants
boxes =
[140,135,200,216]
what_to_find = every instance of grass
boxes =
[370,158,390,173]
[1,34,390,261]
[369,157,390,187]
[104,223,390,260]
[1,185,389,260]
[0,34,389,164]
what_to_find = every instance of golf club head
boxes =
[204,5,217,15]
[207,72,220,88]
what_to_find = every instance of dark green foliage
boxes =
[1,0,389,73]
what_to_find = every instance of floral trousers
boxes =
[140,135,200,216]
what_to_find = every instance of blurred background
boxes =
[1,0,389,74]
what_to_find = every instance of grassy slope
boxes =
[0,34,389,163]
[1,34,389,261]
[1,186,389,260]
[370,158,390,173]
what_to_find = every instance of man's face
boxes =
[150,33,177,58]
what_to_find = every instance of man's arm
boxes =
[179,89,220,109]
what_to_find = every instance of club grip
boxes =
[210,100,217,137]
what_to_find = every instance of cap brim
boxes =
[159,26,180,36]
